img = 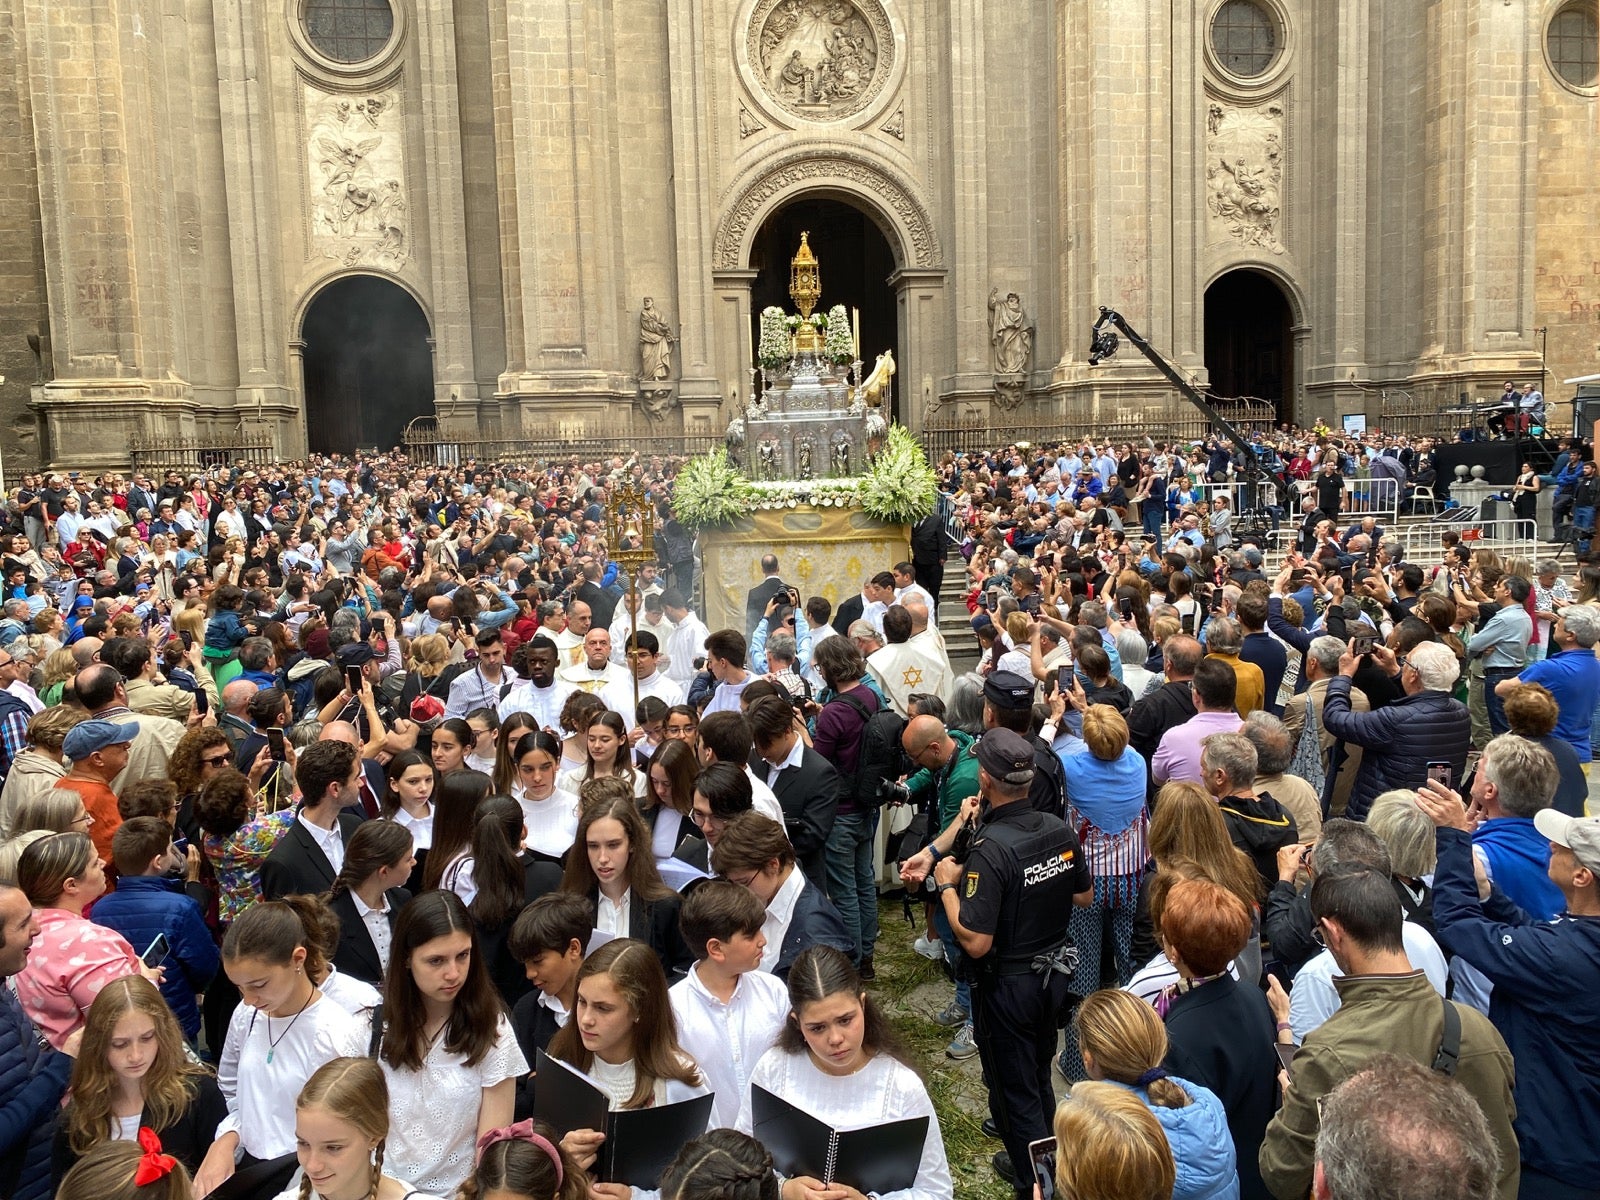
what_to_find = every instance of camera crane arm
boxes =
[1087,306,1263,484]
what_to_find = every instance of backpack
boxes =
[1287,706,1326,799]
[834,691,907,808]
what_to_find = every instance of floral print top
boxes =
[205,808,296,924]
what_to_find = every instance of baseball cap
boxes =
[335,642,376,667]
[1534,810,1600,874]
[983,670,1035,711]
[63,718,139,761]
[976,728,1036,784]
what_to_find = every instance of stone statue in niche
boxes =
[833,439,852,476]
[639,298,677,380]
[757,0,881,118]
[796,440,813,478]
[758,440,781,479]
[987,289,1034,376]
[1205,102,1285,253]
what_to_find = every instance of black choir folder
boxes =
[750,1085,928,1195]
[533,1049,714,1187]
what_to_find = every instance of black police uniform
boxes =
[954,800,1090,1196]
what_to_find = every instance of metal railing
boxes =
[400,419,723,468]
[128,430,277,474]
[919,395,1279,459]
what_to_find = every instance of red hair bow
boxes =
[134,1127,178,1187]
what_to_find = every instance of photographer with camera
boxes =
[899,713,982,1055]
[900,727,1093,1196]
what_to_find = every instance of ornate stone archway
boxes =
[712,150,943,272]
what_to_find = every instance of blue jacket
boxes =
[1518,648,1600,761]
[1473,817,1563,922]
[1432,826,1600,1189]
[90,876,219,1039]
[774,877,855,981]
[1110,1077,1239,1200]
[0,986,71,1200]
[1319,679,1470,821]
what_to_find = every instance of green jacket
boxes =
[905,729,980,832]
[1259,971,1519,1200]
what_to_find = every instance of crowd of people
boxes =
[0,423,1595,1200]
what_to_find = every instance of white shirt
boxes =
[744,768,787,826]
[596,888,632,937]
[498,677,573,729]
[604,670,684,716]
[5,680,43,715]
[352,890,393,979]
[895,583,937,613]
[762,737,807,789]
[861,598,888,637]
[383,1012,529,1195]
[216,992,367,1159]
[670,964,790,1128]
[392,804,434,852]
[273,1171,445,1200]
[298,814,345,876]
[665,612,711,684]
[735,1049,953,1200]
[517,785,581,858]
[445,666,510,720]
[1287,922,1450,1043]
[758,868,807,973]
[318,966,380,1017]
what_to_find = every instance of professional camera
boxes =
[877,778,911,806]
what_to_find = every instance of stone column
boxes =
[892,268,948,433]
[711,269,759,437]
[934,0,991,412]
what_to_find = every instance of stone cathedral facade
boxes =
[0,0,1595,467]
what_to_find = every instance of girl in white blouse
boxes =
[193,898,369,1198]
[735,947,952,1200]
[382,751,435,891]
[512,731,581,863]
[273,1057,447,1200]
[547,939,709,1200]
[378,890,528,1197]
[557,711,648,800]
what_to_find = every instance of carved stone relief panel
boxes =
[1204,100,1284,254]
[747,0,894,122]
[305,88,410,270]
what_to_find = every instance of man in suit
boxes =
[830,589,865,638]
[261,739,363,899]
[746,695,841,890]
[744,554,788,639]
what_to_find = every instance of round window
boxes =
[1211,0,1280,79]
[303,0,395,65]
[1548,2,1598,89]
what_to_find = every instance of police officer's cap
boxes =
[976,728,1035,785]
[983,670,1035,710]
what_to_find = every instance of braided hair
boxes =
[660,1130,779,1200]
[293,1057,389,1200]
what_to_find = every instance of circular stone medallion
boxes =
[748,0,894,123]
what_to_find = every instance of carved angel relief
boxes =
[306,89,410,270]
[749,0,892,122]
[1205,101,1285,254]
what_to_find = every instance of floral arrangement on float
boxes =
[672,425,937,529]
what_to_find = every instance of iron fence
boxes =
[128,431,278,474]
[918,395,1279,458]
[400,420,723,469]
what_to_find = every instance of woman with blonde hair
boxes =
[271,1057,448,1200]
[1051,1082,1177,1200]
[36,647,78,707]
[1071,989,1238,1200]
[55,977,226,1179]
[8,779,94,841]
[1366,789,1439,937]
[0,704,85,838]
[1128,782,1261,987]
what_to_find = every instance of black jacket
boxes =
[831,594,864,638]
[910,513,947,564]
[329,886,411,985]
[745,577,790,637]
[509,990,564,1120]
[259,811,363,899]
[1320,678,1471,821]
[1163,974,1279,1200]
[588,887,693,980]
[1217,790,1298,895]
[54,1075,228,1182]
[750,747,841,889]
[1262,879,1318,978]
[477,857,565,1009]
[575,580,619,632]
[774,878,855,981]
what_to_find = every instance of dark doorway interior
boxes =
[1203,270,1294,424]
[750,197,900,420]
[302,275,434,454]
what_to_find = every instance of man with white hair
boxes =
[1321,638,1470,822]
[1503,601,1600,763]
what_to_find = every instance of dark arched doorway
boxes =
[301,276,434,454]
[750,197,900,420]
[1204,270,1294,424]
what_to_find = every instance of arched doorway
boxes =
[749,197,900,420]
[1203,269,1294,424]
[301,275,434,454]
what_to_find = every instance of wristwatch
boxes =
[936,882,958,895]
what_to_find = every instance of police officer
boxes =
[907,728,1092,1195]
[980,671,1068,818]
